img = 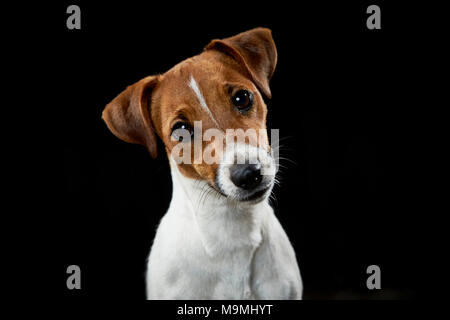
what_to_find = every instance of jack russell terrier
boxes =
[102,28,302,299]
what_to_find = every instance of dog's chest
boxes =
[210,246,258,299]
[147,196,301,299]
[206,214,294,298]
[206,240,293,299]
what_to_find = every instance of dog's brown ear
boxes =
[205,28,277,98]
[102,76,160,158]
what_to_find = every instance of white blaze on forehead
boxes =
[188,75,220,128]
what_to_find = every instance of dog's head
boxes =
[102,28,278,203]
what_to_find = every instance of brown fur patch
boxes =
[102,28,277,188]
[150,50,269,184]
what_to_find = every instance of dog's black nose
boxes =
[230,163,262,190]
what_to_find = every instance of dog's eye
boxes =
[232,90,253,113]
[171,122,193,142]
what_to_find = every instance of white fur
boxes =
[146,149,303,299]
[188,75,221,128]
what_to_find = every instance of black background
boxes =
[28,1,441,301]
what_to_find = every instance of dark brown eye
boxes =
[232,90,253,112]
[171,122,193,142]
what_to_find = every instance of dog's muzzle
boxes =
[216,143,276,202]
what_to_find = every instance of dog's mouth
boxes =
[213,181,272,203]
[239,185,271,202]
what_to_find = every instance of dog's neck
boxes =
[168,158,266,257]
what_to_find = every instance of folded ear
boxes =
[205,28,277,98]
[102,76,160,158]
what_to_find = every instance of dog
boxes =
[102,28,302,299]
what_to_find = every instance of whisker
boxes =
[269,190,278,209]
